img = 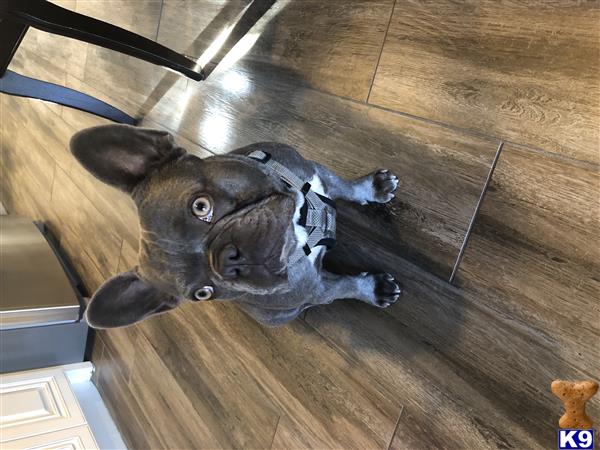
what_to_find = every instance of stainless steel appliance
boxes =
[0,216,88,373]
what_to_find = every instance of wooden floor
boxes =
[1,0,599,448]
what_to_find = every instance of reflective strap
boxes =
[304,209,323,227]
[327,210,336,233]
[288,247,307,265]
[248,150,336,263]
[249,150,306,192]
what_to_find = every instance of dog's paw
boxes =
[372,273,401,308]
[370,169,398,203]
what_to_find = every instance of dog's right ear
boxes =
[70,124,185,194]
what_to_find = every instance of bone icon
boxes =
[551,380,599,429]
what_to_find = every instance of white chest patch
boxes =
[292,174,326,265]
[308,174,326,196]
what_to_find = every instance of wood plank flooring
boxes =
[1,0,598,448]
[156,0,253,64]
[308,218,599,448]
[92,334,166,449]
[158,0,397,101]
[143,303,401,449]
[454,143,600,375]
[369,0,600,163]
[242,0,396,101]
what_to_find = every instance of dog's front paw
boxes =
[370,169,398,203]
[372,273,401,308]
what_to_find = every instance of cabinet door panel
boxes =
[1,368,86,443]
[5,425,98,450]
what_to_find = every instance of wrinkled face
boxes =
[134,153,298,301]
[69,124,298,329]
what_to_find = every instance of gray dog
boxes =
[70,125,401,328]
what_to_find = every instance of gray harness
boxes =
[248,150,336,264]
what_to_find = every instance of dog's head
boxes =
[71,125,298,328]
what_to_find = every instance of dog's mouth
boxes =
[207,193,298,284]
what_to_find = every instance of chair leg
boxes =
[3,0,204,81]
[0,70,136,125]
[0,20,28,76]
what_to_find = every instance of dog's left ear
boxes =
[84,269,180,329]
[70,124,185,194]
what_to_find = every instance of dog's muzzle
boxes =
[208,194,295,283]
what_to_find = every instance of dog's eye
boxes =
[191,196,213,222]
[193,286,214,301]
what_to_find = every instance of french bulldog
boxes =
[70,124,401,329]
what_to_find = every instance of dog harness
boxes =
[247,150,336,264]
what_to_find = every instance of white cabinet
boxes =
[1,365,99,449]
[3,425,98,450]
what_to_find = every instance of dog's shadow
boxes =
[291,201,468,364]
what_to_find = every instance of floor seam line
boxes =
[449,141,504,283]
[81,246,111,283]
[147,117,218,155]
[269,415,281,449]
[262,71,597,169]
[49,161,57,202]
[154,0,165,42]
[144,116,217,156]
[115,236,125,274]
[367,0,397,103]
[387,405,404,450]
[260,69,506,146]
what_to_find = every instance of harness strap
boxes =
[248,150,336,264]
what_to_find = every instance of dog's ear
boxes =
[84,269,180,329]
[70,124,185,194]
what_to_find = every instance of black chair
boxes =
[0,0,205,124]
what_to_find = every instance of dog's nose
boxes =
[216,244,248,279]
